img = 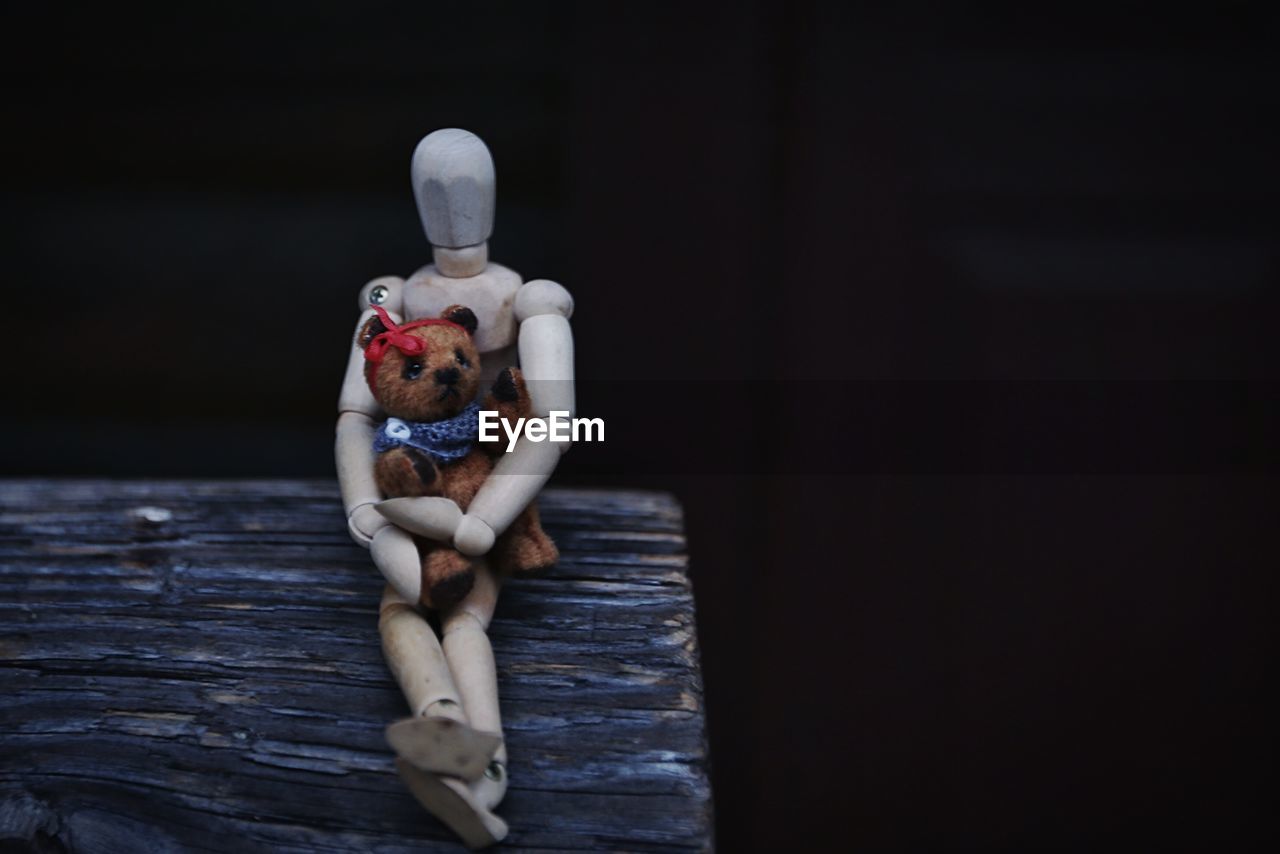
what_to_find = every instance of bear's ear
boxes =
[357,313,388,349]
[441,305,478,337]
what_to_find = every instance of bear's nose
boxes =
[435,367,460,385]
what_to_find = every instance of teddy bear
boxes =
[357,304,558,609]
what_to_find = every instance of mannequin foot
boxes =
[386,715,503,781]
[470,757,509,811]
[396,758,509,849]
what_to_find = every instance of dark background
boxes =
[3,2,1278,850]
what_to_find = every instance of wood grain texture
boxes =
[0,480,711,852]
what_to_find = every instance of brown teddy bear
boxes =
[358,304,558,609]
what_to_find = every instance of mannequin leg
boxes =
[379,584,500,779]
[441,561,508,810]
[378,583,463,719]
[389,563,509,850]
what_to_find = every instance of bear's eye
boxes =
[454,348,471,369]
[403,359,424,380]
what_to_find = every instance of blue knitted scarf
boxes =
[373,401,482,464]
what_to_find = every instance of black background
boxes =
[3,2,1278,850]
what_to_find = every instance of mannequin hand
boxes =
[453,514,496,557]
[347,502,390,547]
[375,496,463,542]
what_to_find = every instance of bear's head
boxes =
[358,304,481,422]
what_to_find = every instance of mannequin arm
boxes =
[337,278,407,546]
[454,280,575,555]
[336,410,388,546]
[336,295,395,547]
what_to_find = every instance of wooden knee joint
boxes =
[443,607,489,636]
[379,599,417,625]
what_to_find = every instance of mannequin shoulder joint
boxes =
[358,276,405,314]
[514,279,573,322]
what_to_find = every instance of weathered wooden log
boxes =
[0,480,711,852]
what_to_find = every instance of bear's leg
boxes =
[419,540,476,611]
[491,502,558,576]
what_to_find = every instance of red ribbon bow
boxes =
[365,306,429,363]
[362,306,467,397]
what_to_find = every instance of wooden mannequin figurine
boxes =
[335,128,575,848]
